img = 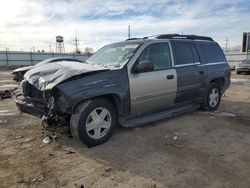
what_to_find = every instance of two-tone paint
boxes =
[16,38,230,128]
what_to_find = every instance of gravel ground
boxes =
[0,70,249,188]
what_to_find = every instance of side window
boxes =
[172,41,194,65]
[200,43,226,63]
[137,43,172,71]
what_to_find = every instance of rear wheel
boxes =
[200,83,221,111]
[70,98,117,147]
[236,70,241,74]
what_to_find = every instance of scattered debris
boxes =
[165,132,186,149]
[42,134,57,144]
[66,150,76,154]
[32,175,44,183]
[104,167,113,173]
[0,84,18,100]
[15,135,23,139]
[43,136,51,144]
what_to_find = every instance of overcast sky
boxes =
[0,0,249,52]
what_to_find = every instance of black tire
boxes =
[200,83,221,111]
[70,98,117,147]
[236,70,241,74]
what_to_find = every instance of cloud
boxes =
[0,0,249,52]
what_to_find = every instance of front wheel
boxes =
[200,83,221,111]
[70,98,117,147]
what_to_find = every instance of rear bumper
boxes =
[15,95,47,118]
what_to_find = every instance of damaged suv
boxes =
[16,34,230,147]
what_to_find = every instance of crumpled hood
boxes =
[24,61,108,91]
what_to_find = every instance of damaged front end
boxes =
[15,80,70,131]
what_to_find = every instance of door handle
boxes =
[199,70,205,74]
[166,75,174,79]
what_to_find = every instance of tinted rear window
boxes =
[200,43,226,63]
[172,41,194,65]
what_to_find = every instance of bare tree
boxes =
[83,47,94,56]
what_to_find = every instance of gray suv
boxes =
[16,34,231,147]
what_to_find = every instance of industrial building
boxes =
[242,32,250,52]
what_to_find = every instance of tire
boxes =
[236,70,241,74]
[70,98,117,147]
[200,83,221,111]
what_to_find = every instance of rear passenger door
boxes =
[171,41,206,104]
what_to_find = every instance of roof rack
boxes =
[125,38,142,41]
[155,34,213,41]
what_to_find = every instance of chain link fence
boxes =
[225,52,249,69]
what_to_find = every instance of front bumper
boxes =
[15,94,47,118]
[236,67,250,72]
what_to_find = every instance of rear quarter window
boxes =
[200,43,226,63]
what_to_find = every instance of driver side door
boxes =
[128,42,177,117]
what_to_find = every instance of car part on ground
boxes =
[15,34,231,147]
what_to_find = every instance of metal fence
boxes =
[0,50,89,67]
[0,50,249,68]
[225,52,250,68]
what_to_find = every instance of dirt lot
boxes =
[0,70,250,188]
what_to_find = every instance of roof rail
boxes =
[155,34,213,41]
[125,38,142,41]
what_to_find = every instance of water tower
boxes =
[56,36,65,53]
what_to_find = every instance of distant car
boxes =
[12,57,83,81]
[236,59,250,74]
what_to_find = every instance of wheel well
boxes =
[210,78,225,89]
[74,94,122,116]
[101,94,121,114]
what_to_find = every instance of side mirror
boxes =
[132,61,154,73]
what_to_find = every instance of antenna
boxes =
[73,36,79,53]
[128,25,131,39]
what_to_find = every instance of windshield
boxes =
[86,42,140,67]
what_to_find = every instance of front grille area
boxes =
[22,80,43,98]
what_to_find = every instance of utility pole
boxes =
[73,36,79,53]
[128,25,131,39]
[224,37,229,52]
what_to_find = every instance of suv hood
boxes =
[24,61,108,91]
[13,65,35,73]
[238,63,250,68]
